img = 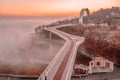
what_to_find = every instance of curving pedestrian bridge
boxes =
[38,24,84,80]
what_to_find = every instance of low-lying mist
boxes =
[0,26,63,76]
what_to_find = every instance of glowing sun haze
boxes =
[0,0,119,16]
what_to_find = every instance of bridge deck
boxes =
[38,24,84,80]
[53,38,74,80]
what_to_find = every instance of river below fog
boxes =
[0,17,66,77]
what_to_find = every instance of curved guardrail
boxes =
[38,27,71,80]
[38,24,84,80]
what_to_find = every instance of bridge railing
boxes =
[46,27,85,80]
[53,24,75,28]
[61,41,78,80]
[64,37,85,80]
[38,28,71,80]
[38,25,85,80]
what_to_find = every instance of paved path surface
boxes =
[53,33,74,80]
[38,25,84,80]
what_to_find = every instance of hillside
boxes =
[46,7,120,27]
[89,7,120,26]
[91,7,120,18]
[57,7,120,65]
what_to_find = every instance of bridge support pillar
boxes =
[49,32,52,40]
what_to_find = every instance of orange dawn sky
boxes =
[0,0,120,16]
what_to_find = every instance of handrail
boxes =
[38,24,85,80]
[38,27,71,80]
[0,74,38,78]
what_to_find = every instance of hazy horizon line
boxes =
[0,15,77,18]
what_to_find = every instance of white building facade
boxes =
[88,57,114,73]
